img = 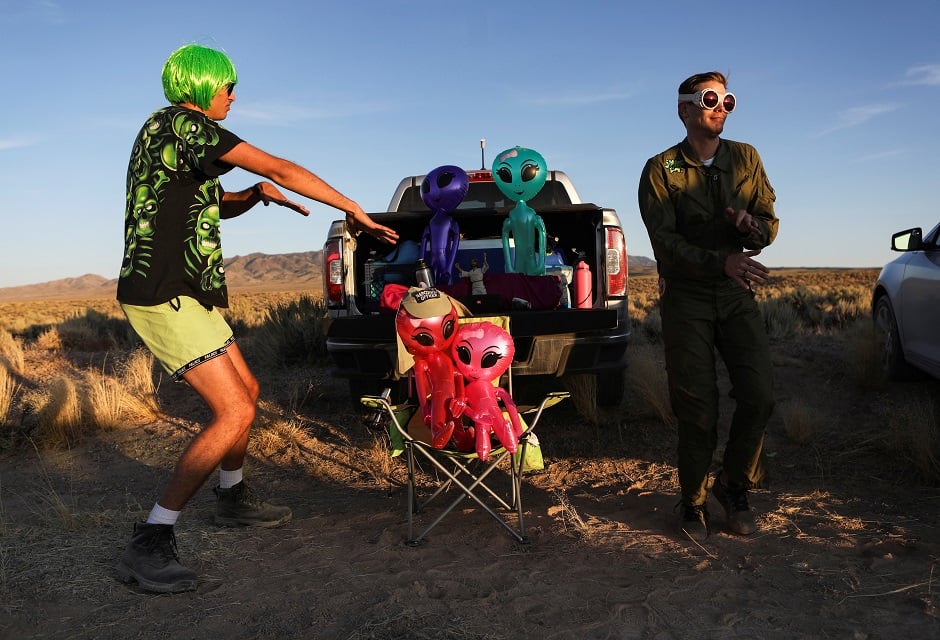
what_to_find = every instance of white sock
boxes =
[219,467,243,489]
[146,503,180,526]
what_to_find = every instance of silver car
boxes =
[872,222,940,380]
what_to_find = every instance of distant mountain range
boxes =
[0,251,657,301]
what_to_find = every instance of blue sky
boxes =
[1,0,939,288]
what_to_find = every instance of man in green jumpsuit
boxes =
[637,71,779,541]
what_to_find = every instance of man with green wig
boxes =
[116,43,398,593]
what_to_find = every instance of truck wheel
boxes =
[596,369,625,407]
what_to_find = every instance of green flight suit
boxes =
[638,138,779,507]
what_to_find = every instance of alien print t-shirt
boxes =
[117,105,243,309]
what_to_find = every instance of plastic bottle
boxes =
[415,258,434,288]
[575,259,592,309]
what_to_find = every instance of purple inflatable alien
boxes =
[420,165,468,286]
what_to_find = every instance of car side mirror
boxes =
[891,227,923,252]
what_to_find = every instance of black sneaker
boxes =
[678,502,709,541]
[117,523,198,593]
[213,481,292,528]
[712,476,757,536]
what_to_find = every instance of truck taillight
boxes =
[323,238,345,306]
[466,170,493,182]
[605,227,627,297]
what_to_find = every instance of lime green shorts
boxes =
[121,296,235,380]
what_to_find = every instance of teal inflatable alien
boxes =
[493,146,548,276]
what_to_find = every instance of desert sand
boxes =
[1,291,938,640]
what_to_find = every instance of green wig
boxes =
[161,44,238,110]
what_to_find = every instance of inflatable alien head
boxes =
[421,165,469,214]
[395,287,460,357]
[492,146,547,204]
[451,321,515,384]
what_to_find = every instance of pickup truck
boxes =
[321,168,630,408]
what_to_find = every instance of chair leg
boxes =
[412,461,528,544]
[405,444,418,546]
[511,441,527,541]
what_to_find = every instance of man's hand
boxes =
[346,209,399,244]
[257,182,310,216]
[724,249,769,290]
[726,207,760,235]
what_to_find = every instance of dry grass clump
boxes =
[82,372,125,430]
[242,295,330,368]
[628,276,662,341]
[778,398,824,445]
[563,373,598,424]
[34,327,63,351]
[760,298,803,339]
[0,330,25,374]
[550,489,589,536]
[626,341,674,428]
[222,290,314,333]
[82,362,161,430]
[56,308,137,351]
[252,414,312,458]
[78,349,162,432]
[4,347,162,450]
[35,377,84,450]
[883,393,940,484]
[0,362,18,426]
[116,348,161,420]
[843,319,885,390]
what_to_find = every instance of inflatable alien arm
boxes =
[501,217,515,274]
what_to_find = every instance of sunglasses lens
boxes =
[723,94,735,112]
[701,90,719,109]
[227,83,235,96]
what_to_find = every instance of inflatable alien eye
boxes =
[481,351,502,369]
[436,171,454,188]
[522,163,539,182]
[443,318,456,340]
[421,178,430,195]
[414,331,436,347]
[497,166,513,183]
[455,345,471,365]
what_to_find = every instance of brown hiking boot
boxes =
[678,502,710,541]
[117,523,198,593]
[712,476,758,535]
[213,481,292,528]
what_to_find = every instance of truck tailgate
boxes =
[326,308,619,341]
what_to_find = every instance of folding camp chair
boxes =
[362,313,568,545]
[361,386,567,546]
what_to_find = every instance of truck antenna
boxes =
[480,138,486,170]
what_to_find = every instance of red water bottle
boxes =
[575,260,592,308]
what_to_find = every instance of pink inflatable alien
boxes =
[395,288,467,449]
[450,321,522,461]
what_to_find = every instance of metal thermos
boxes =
[415,258,434,288]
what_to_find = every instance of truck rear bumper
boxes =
[326,309,629,381]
